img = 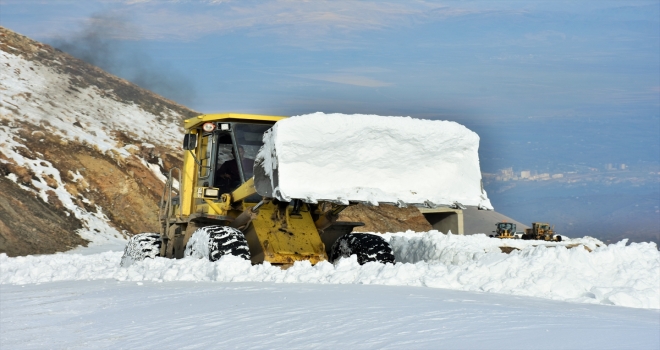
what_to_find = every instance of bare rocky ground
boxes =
[0,27,432,256]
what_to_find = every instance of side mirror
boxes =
[183,134,197,150]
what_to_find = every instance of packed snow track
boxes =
[2,281,658,349]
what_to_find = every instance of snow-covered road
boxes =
[1,280,658,349]
[2,231,659,348]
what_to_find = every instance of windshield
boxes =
[212,123,274,193]
[233,123,272,180]
[497,223,515,231]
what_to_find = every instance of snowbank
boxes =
[255,112,492,209]
[2,232,657,309]
[389,232,659,309]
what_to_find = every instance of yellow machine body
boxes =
[244,201,327,265]
[159,113,335,266]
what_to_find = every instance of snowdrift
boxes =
[2,232,657,309]
[254,113,493,209]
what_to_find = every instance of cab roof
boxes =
[184,113,287,130]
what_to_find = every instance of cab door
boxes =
[212,132,242,194]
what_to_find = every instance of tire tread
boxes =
[330,233,395,265]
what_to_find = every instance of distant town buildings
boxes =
[606,163,627,171]
[494,167,525,181]
[482,163,632,183]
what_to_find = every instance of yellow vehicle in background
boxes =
[522,222,562,241]
[491,222,523,239]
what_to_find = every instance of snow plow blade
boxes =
[254,113,492,209]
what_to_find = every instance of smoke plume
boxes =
[52,12,195,106]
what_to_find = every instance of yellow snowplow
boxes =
[120,113,491,267]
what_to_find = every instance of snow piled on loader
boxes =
[255,112,492,209]
[2,232,658,309]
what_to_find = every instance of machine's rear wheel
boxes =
[330,233,395,265]
[120,233,162,267]
[184,225,250,261]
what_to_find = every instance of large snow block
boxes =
[254,112,492,209]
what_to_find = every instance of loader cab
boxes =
[493,222,517,238]
[533,222,551,233]
[496,222,516,234]
[176,113,286,221]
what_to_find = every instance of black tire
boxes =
[184,225,250,261]
[120,233,162,267]
[330,233,395,265]
[555,235,562,242]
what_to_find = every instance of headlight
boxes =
[203,188,219,198]
[202,122,216,132]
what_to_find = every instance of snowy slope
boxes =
[0,51,183,154]
[0,49,183,244]
[0,29,195,253]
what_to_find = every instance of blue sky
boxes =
[2,0,658,120]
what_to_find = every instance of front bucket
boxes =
[254,113,492,209]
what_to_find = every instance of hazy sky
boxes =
[1,0,659,166]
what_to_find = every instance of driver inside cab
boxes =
[214,145,255,192]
